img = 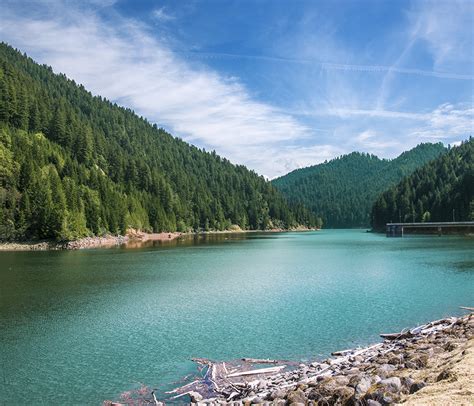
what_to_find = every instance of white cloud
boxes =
[356,130,376,142]
[411,103,474,140]
[0,1,471,179]
[0,2,312,177]
[152,7,174,22]
[412,0,474,71]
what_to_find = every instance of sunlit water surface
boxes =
[0,230,473,404]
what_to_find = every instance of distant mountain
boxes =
[272,143,447,228]
[0,43,319,241]
[371,138,473,230]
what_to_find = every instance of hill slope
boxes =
[0,43,319,241]
[371,138,473,230]
[272,144,446,228]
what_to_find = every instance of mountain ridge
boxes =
[0,42,319,241]
[272,143,447,228]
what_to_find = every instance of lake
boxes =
[0,230,473,404]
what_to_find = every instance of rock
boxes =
[306,388,324,402]
[317,377,341,396]
[269,390,286,400]
[401,376,415,392]
[388,355,403,365]
[409,381,426,394]
[334,376,350,386]
[436,369,457,382]
[410,353,429,368]
[371,375,382,385]
[444,341,457,351]
[330,385,355,404]
[380,377,402,393]
[297,384,308,391]
[355,376,372,395]
[286,389,306,404]
[366,400,382,406]
[188,391,203,402]
[405,361,418,369]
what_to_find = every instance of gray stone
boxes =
[188,391,203,402]
[401,376,415,392]
[334,375,350,386]
[380,376,402,393]
[366,400,382,406]
[355,376,372,395]
[269,389,286,400]
[371,375,382,385]
[378,364,396,373]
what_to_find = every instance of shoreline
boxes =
[0,227,319,251]
[107,310,473,405]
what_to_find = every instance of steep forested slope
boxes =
[371,138,473,230]
[0,43,319,241]
[272,144,446,228]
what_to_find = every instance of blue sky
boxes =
[1,0,473,177]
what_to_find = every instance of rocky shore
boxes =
[151,311,473,405]
[0,234,130,250]
[0,228,318,251]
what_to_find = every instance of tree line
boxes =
[0,43,321,241]
[272,144,446,228]
[371,138,473,230]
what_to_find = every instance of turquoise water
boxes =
[0,230,473,404]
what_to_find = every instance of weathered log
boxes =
[241,358,282,364]
[227,365,286,377]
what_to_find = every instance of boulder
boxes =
[269,389,286,400]
[330,386,355,404]
[380,377,402,393]
[286,388,306,405]
[355,376,372,396]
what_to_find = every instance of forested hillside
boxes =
[0,43,319,241]
[272,144,446,228]
[371,138,473,230]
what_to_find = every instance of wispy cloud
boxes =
[152,7,174,22]
[412,0,474,71]
[411,103,474,140]
[0,0,472,178]
[179,51,474,81]
[0,1,313,176]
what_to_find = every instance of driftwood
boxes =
[227,365,286,377]
[162,315,469,403]
[242,358,282,364]
[380,317,458,340]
